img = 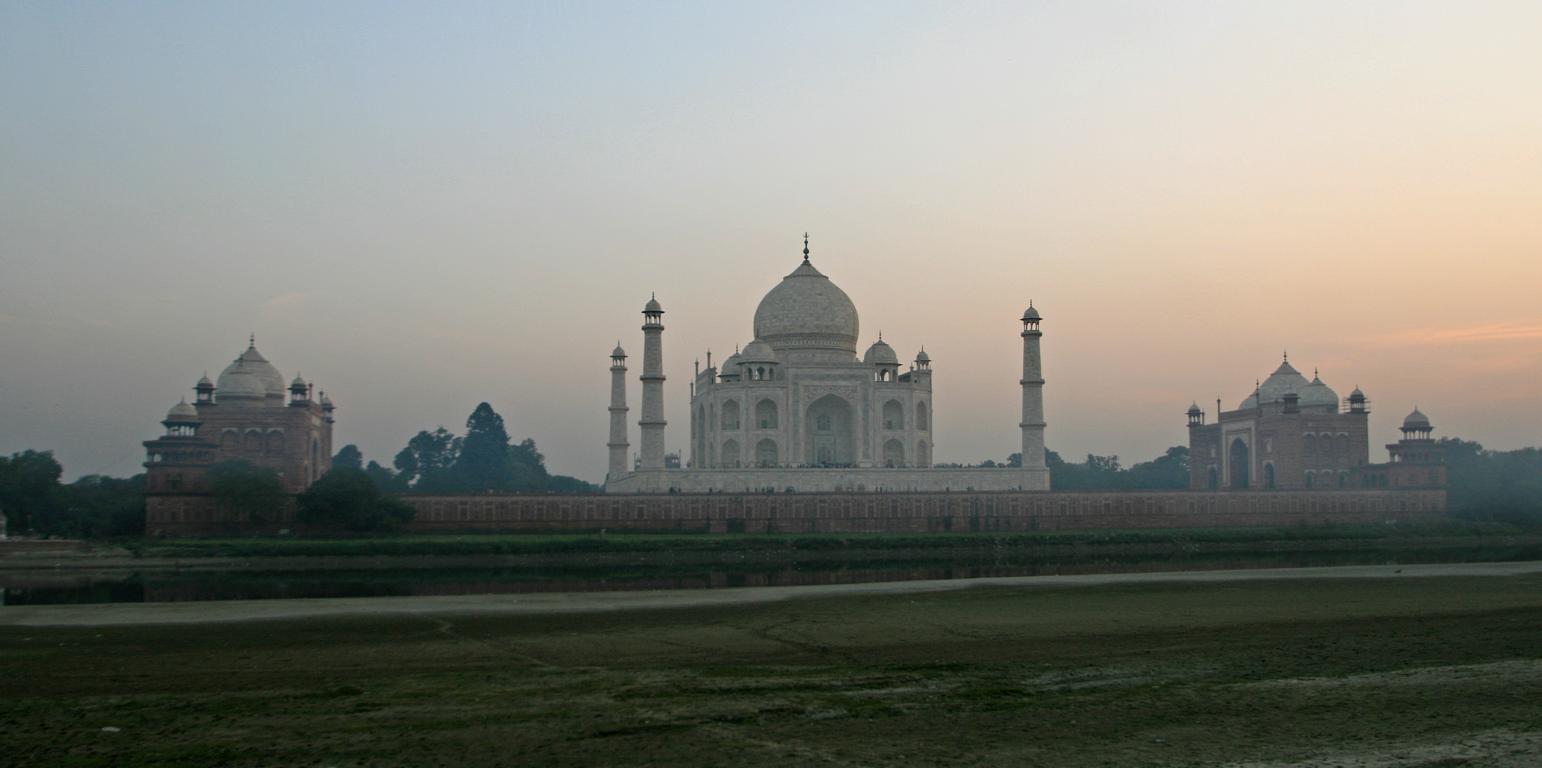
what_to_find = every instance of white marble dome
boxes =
[1239,360,1311,409]
[216,344,285,405]
[740,338,778,363]
[863,338,898,365]
[165,400,199,421]
[753,259,859,357]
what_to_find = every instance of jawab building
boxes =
[603,238,1050,494]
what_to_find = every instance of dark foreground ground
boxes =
[3,567,1542,767]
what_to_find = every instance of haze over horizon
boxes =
[3,1,1540,483]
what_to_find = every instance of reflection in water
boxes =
[5,546,1540,606]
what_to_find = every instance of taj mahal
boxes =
[603,237,1051,494]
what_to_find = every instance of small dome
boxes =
[1022,304,1041,321]
[644,295,663,313]
[915,348,931,364]
[1349,386,1365,399]
[718,350,742,378]
[611,343,626,358]
[290,375,307,389]
[321,393,335,409]
[740,339,778,364]
[1300,375,1339,408]
[1187,402,1202,415]
[196,374,214,388]
[1403,408,1430,429]
[863,339,898,366]
[166,399,199,421]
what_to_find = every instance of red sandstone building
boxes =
[143,339,334,505]
[1186,356,1443,492]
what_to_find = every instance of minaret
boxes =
[639,294,667,470]
[607,343,630,481]
[1019,302,1047,470]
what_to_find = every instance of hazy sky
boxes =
[3,1,1540,482]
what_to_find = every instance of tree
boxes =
[455,403,514,491]
[364,460,403,492]
[508,437,552,492]
[1440,438,1542,527]
[1123,446,1190,490]
[297,467,415,532]
[0,450,66,534]
[393,428,460,491]
[207,461,286,523]
[332,444,364,471]
[62,474,146,538]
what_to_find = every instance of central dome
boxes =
[216,343,286,406]
[753,259,859,358]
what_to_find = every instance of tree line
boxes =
[3,433,1539,538]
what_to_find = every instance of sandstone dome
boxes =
[753,259,859,357]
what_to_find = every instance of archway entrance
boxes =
[1229,438,1250,489]
[882,439,905,467]
[805,394,854,467]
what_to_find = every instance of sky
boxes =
[2,1,1540,482]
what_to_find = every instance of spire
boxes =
[802,232,810,262]
[1283,349,1288,362]
[249,333,255,349]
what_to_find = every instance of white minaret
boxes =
[607,343,630,481]
[1019,302,1047,471]
[639,295,667,470]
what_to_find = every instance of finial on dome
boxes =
[1283,349,1288,362]
[249,333,255,349]
[803,232,810,262]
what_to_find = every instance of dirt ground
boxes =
[3,564,1541,766]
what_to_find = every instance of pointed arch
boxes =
[755,438,778,468]
[755,399,778,429]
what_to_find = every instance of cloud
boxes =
[1359,322,1542,347]
[263,292,307,309]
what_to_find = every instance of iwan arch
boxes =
[603,237,1050,494]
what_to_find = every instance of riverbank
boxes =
[3,564,1540,766]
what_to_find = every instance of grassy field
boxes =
[4,571,1542,766]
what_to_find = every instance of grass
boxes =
[129,520,1529,558]
[3,572,1542,766]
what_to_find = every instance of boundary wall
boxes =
[146,488,1446,537]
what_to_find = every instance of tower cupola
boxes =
[1187,402,1204,426]
[643,294,664,327]
[1347,386,1368,414]
[1021,302,1041,331]
[162,399,201,437]
[194,373,216,404]
[1400,408,1432,440]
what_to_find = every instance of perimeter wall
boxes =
[146,488,1447,537]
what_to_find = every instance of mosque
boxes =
[1185,356,1444,491]
[142,338,335,497]
[602,237,1051,494]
